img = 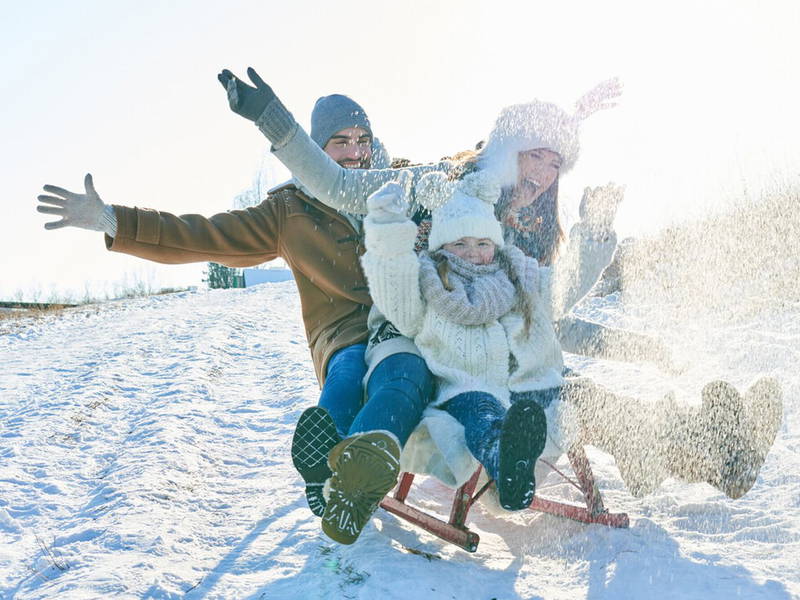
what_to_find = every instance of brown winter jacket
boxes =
[105,183,372,385]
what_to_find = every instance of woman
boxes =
[445,96,783,499]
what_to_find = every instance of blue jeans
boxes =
[317,344,368,438]
[441,392,505,481]
[511,388,560,409]
[440,388,561,481]
[349,353,435,446]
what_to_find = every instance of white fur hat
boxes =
[417,171,504,251]
[478,100,579,189]
[477,78,623,188]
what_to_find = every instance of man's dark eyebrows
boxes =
[328,134,352,141]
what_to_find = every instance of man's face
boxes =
[323,127,372,169]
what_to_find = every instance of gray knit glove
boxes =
[366,179,409,224]
[579,183,624,234]
[217,67,296,146]
[37,173,117,235]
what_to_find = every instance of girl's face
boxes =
[442,237,496,265]
[512,148,562,209]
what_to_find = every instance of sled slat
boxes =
[449,468,482,528]
[380,496,480,552]
[528,496,629,527]
[380,445,629,552]
[394,472,416,503]
[568,445,605,516]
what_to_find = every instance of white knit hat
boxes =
[417,171,504,251]
[478,100,579,188]
[478,78,622,188]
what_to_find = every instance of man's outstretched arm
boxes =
[36,174,282,267]
[37,173,118,236]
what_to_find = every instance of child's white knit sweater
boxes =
[362,217,564,407]
[361,215,578,486]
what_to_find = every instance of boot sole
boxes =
[322,432,400,544]
[497,400,547,510]
[291,406,341,516]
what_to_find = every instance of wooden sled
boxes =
[379,445,629,552]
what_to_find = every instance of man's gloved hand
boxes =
[217,67,296,146]
[579,182,624,233]
[37,174,108,231]
[366,180,409,224]
[217,67,276,122]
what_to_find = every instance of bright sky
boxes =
[3,0,799,301]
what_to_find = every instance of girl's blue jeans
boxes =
[441,389,560,481]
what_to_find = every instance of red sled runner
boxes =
[379,444,629,552]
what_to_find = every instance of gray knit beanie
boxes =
[310,94,372,148]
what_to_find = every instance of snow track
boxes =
[1,283,798,599]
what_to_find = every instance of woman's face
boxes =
[442,237,496,265]
[512,148,562,209]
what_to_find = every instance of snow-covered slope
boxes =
[1,283,798,599]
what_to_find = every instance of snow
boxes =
[1,281,798,599]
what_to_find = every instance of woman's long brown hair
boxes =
[500,182,564,267]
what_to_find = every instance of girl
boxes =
[352,170,573,518]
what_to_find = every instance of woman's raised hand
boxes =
[573,77,623,121]
[579,183,624,233]
[37,174,108,231]
[217,67,276,122]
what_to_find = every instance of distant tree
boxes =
[229,150,291,272]
[232,150,290,210]
[204,263,244,289]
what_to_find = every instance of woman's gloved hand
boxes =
[579,182,624,234]
[573,77,623,120]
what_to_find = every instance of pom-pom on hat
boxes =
[418,171,505,251]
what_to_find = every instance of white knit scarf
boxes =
[419,250,516,325]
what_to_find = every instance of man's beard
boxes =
[337,157,371,169]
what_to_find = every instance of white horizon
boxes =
[3,0,799,300]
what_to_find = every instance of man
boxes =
[36,93,435,543]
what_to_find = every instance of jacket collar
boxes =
[271,180,361,231]
[267,136,392,232]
